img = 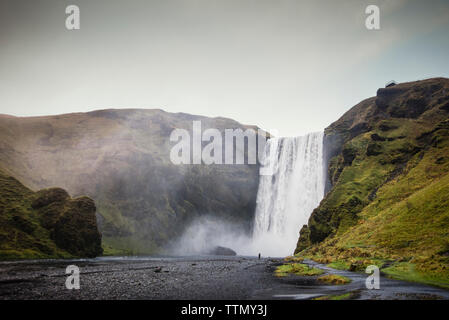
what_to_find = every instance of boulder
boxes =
[208,246,237,256]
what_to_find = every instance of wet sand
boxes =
[0,256,448,300]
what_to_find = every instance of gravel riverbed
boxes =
[0,256,448,300]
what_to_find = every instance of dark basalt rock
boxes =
[51,196,103,258]
[0,169,103,258]
[371,133,386,142]
[440,101,449,112]
[31,188,69,209]
[376,86,408,98]
[366,142,382,156]
[11,215,36,234]
[342,146,357,166]
[32,190,102,257]
[349,122,371,138]
[379,123,398,132]
[208,246,237,256]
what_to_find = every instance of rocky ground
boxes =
[0,256,448,300]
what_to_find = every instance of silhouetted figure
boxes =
[258,253,261,260]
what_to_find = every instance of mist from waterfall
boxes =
[250,132,325,257]
[169,132,326,258]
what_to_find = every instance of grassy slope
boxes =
[0,169,102,259]
[295,78,449,288]
[0,170,71,259]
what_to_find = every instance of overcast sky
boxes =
[1,0,449,136]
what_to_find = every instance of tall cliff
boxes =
[0,109,263,254]
[295,78,449,288]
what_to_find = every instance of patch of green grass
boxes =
[326,261,351,271]
[284,256,304,263]
[382,262,449,290]
[274,263,324,277]
[317,274,351,285]
[314,292,357,300]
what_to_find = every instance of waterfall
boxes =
[251,132,325,257]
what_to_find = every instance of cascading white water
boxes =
[251,132,325,257]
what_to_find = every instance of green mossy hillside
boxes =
[296,78,449,288]
[0,170,102,259]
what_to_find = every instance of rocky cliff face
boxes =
[295,78,449,288]
[0,109,263,254]
[0,170,102,259]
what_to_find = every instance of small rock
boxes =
[207,246,237,256]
